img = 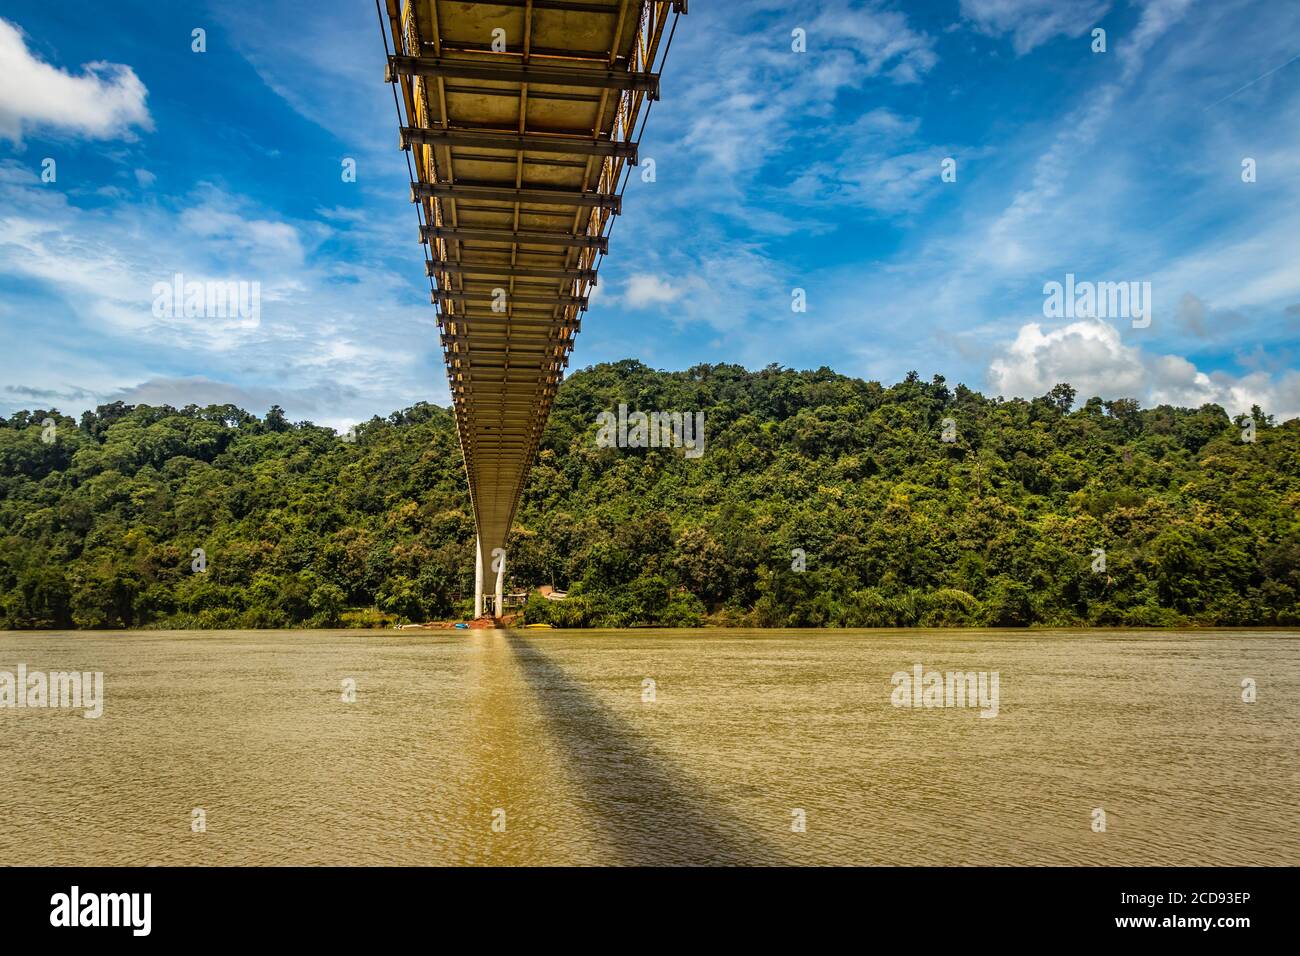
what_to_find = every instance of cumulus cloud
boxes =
[988,319,1300,419]
[0,18,152,142]
[989,320,1146,398]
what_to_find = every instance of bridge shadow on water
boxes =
[505,634,786,866]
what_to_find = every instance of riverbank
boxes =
[395,614,522,630]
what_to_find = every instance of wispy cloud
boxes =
[959,0,1111,55]
[0,158,438,427]
[1,0,1298,427]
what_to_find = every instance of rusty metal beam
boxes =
[387,54,660,99]
[427,261,597,283]
[434,290,588,308]
[421,225,607,253]
[401,126,636,162]
[411,180,621,211]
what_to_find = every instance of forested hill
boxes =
[2,360,1297,630]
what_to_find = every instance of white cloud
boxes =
[988,319,1300,419]
[976,0,1192,272]
[590,1,949,368]
[780,108,970,216]
[623,274,683,308]
[0,179,305,345]
[809,2,938,80]
[989,320,1146,397]
[603,0,1300,406]
[207,2,390,149]
[959,0,1111,54]
[0,161,438,427]
[178,192,307,267]
[673,2,937,175]
[0,18,151,142]
[598,244,790,338]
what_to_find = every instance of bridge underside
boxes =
[381,0,681,611]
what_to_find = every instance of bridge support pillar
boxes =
[473,535,484,619]
[494,550,505,620]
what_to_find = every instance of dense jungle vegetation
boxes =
[1,360,1297,629]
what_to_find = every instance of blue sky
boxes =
[1,0,1298,430]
